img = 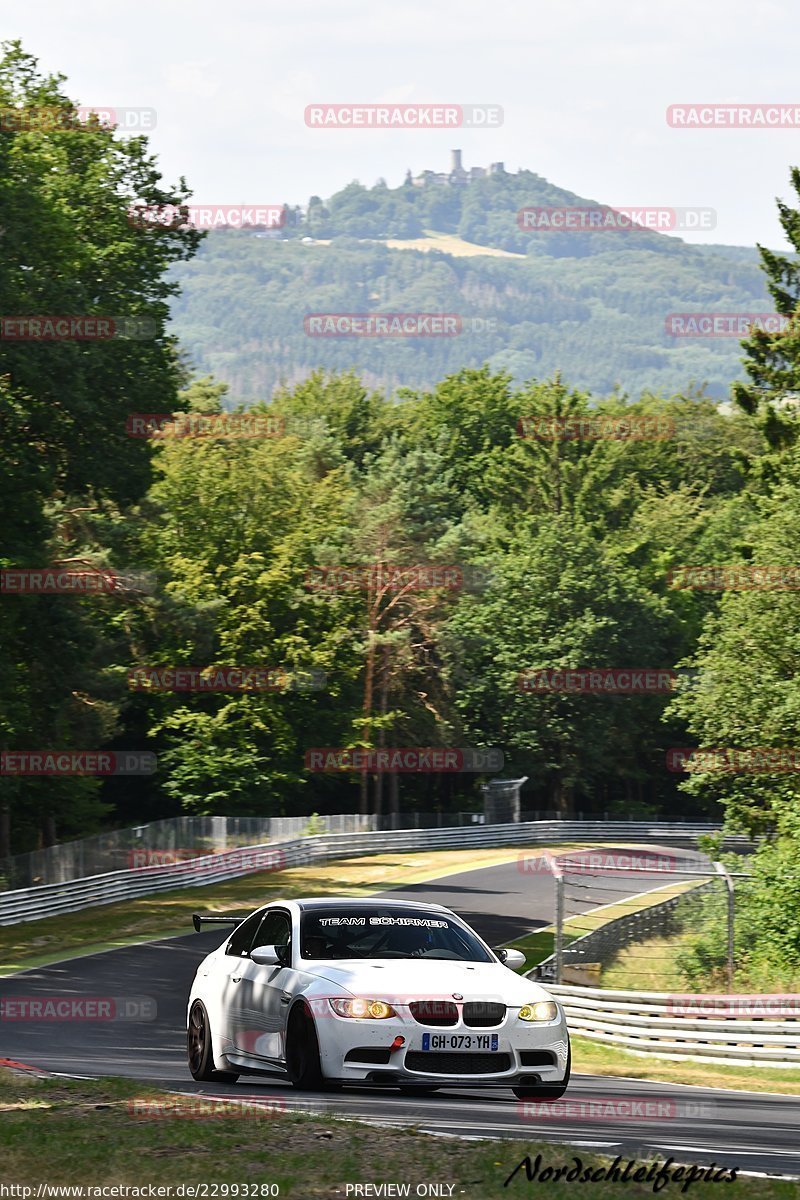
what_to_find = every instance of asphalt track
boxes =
[2,846,799,1178]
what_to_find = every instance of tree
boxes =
[732,167,800,454]
[667,457,800,838]
[306,435,481,817]
[133,398,360,815]
[443,517,674,816]
[0,41,201,854]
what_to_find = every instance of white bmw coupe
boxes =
[187,897,570,1099]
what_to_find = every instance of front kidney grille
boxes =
[409,1000,458,1026]
[405,1051,511,1075]
[463,1001,506,1027]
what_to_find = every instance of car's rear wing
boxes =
[192,912,247,932]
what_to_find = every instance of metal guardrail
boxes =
[0,820,746,926]
[0,813,378,889]
[548,984,800,1067]
[2,810,664,890]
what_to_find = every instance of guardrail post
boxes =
[555,872,564,984]
[545,853,564,984]
[714,860,735,992]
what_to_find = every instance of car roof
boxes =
[291,896,450,913]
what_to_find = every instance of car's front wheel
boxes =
[285,1003,325,1089]
[187,1000,239,1083]
[512,1041,571,1101]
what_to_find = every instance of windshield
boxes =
[299,907,493,962]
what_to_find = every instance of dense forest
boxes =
[3,43,800,988]
[168,168,769,400]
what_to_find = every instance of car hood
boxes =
[301,958,554,1005]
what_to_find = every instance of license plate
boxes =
[421,1033,498,1051]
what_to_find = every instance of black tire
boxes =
[512,1041,571,1101]
[285,1003,325,1089]
[187,1000,239,1083]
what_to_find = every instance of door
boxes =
[229,909,294,1061]
[217,909,265,1049]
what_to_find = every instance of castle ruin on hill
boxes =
[409,149,507,187]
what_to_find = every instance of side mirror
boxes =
[497,947,526,970]
[251,945,281,966]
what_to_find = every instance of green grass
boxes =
[2,1070,798,1196]
[503,879,705,974]
[572,1035,800,1095]
[600,930,700,991]
[507,928,556,966]
[558,879,705,941]
[600,930,800,995]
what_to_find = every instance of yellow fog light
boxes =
[519,1001,558,1022]
[329,998,397,1019]
[366,1000,394,1019]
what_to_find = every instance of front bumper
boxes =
[316,1005,570,1086]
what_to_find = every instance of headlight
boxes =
[329,998,397,1019]
[519,1001,559,1022]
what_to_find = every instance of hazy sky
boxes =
[4,0,800,247]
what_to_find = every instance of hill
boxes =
[168,164,769,400]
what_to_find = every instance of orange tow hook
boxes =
[390,1036,405,1053]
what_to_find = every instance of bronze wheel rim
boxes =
[286,1014,308,1079]
[188,1003,206,1073]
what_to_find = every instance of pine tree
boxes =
[732,167,800,451]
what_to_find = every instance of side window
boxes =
[226,911,263,958]
[252,910,291,952]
